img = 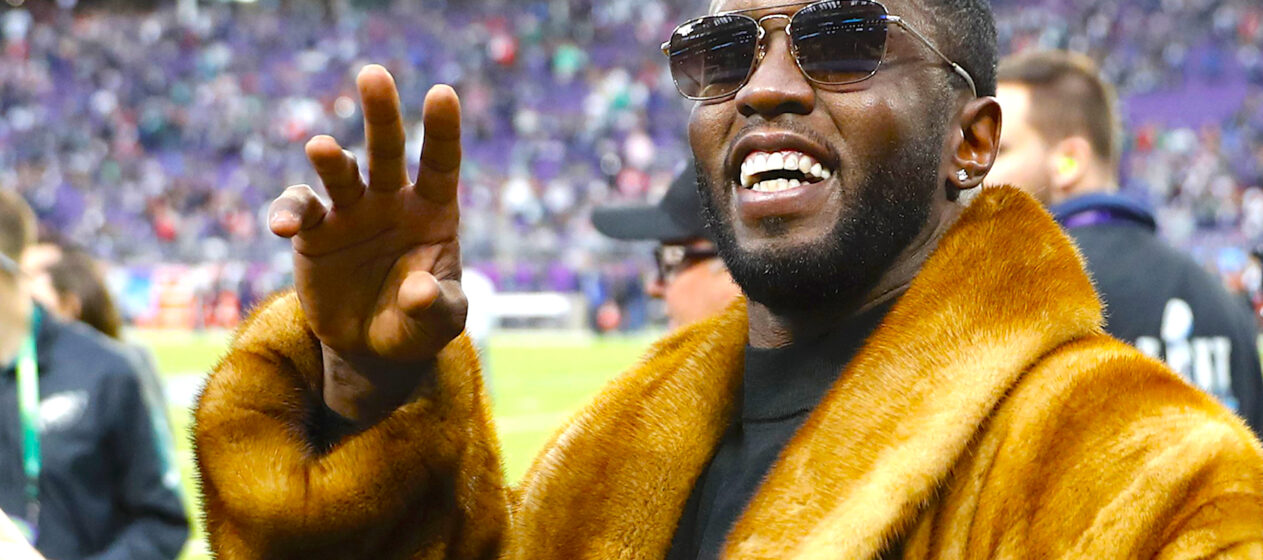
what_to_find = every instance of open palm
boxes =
[270,65,467,364]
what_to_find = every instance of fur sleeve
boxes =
[193,292,508,560]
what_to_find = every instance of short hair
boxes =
[997,50,1121,165]
[47,246,124,340]
[0,189,36,263]
[922,0,998,98]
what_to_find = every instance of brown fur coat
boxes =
[194,187,1263,559]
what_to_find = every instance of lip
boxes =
[726,129,840,187]
[735,175,836,222]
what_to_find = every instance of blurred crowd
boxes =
[0,0,1261,323]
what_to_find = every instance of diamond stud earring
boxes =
[957,169,969,182]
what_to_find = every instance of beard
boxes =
[697,132,944,315]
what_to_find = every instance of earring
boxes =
[957,169,969,183]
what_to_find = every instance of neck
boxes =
[0,285,33,366]
[746,202,963,348]
[1057,167,1119,204]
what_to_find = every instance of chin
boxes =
[696,156,940,315]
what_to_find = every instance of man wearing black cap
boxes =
[591,166,742,329]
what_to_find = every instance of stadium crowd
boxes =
[0,0,1261,322]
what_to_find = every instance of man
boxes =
[0,190,189,560]
[591,164,742,329]
[194,0,1263,558]
[988,50,1263,435]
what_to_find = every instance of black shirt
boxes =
[666,301,894,560]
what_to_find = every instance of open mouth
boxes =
[739,150,834,193]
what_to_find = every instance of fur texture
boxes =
[194,187,1263,559]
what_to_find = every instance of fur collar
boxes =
[509,186,1105,559]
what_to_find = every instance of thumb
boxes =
[399,272,468,339]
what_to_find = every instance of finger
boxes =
[357,65,408,191]
[306,135,365,208]
[268,185,328,238]
[397,270,440,315]
[399,273,467,336]
[416,84,462,203]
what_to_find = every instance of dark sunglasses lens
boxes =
[667,15,759,99]
[792,0,888,84]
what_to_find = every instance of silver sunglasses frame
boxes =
[660,0,978,101]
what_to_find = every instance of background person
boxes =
[591,164,742,329]
[20,240,184,499]
[988,49,1263,435]
[0,189,188,560]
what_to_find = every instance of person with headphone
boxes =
[989,50,1263,435]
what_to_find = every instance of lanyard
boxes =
[14,306,42,530]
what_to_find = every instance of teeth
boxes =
[749,177,810,193]
[739,150,834,188]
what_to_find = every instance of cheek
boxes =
[822,92,912,174]
[689,102,733,183]
[664,269,703,306]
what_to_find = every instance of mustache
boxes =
[723,119,840,174]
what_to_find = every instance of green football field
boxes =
[140,328,659,560]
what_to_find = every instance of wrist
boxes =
[321,344,436,428]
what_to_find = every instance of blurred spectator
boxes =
[592,164,741,329]
[0,189,188,560]
[22,242,122,338]
[989,50,1263,434]
[19,240,183,505]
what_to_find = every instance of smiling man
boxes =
[194,0,1263,558]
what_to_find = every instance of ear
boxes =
[1049,136,1092,195]
[947,96,1002,191]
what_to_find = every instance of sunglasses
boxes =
[654,244,720,283]
[661,0,977,101]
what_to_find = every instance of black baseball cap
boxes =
[591,165,711,243]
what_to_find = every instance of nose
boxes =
[734,25,815,119]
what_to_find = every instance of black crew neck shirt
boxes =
[665,300,894,560]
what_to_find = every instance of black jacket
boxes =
[1053,193,1263,435]
[0,309,188,560]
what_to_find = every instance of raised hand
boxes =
[269,65,467,400]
